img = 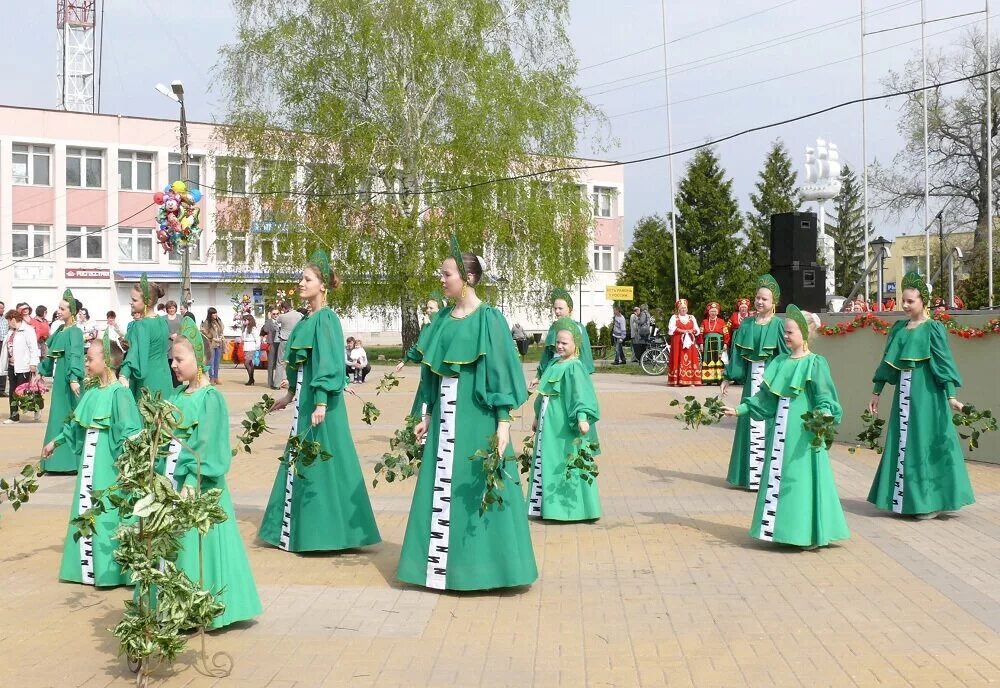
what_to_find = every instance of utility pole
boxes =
[156,80,192,311]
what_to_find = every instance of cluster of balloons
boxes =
[232,293,253,321]
[153,181,202,253]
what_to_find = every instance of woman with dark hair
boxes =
[164,300,182,387]
[397,235,536,591]
[2,309,40,423]
[259,250,381,552]
[118,273,173,401]
[200,307,224,385]
[38,290,86,473]
[241,314,259,386]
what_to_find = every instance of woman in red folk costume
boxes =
[667,299,701,386]
[699,302,729,385]
[727,298,751,352]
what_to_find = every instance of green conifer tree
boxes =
[830,163,867,296]
[745,139,800,280]
[617,214,675,312]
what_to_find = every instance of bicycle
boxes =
[640,337,669,376]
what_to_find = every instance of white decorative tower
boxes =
[56,0,97,113]
[801,138,841,296]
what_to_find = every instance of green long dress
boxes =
[536,320,595,379]
[160,385,262,629]
[867,320,975,515]
[724,317,789,489]
[397,303,537,590]
[39,323,85,473]
[54,381,142,586]
[737,353,850,547]
[119,316,173,401]
[259,307,382,552]
[403,314,440,418]
[528,357,601,521]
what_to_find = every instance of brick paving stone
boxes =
[3,366,1000,686]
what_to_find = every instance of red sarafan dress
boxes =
[668,314,701,386]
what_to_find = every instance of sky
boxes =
[3,0,992,245]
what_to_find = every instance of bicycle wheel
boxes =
[641,347,667,376]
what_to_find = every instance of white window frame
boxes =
[118,150,155,191]
[168,153,202,190]
[12,224,53,260]
[214,230,248,265]
[215,157,247,196]
[592,186,615,218]
[12,143,51,186]
[117,227,155,263]
[593,244,614,272]
[66,226,105,261]
[66,147,104,188]
[902,255,921,276]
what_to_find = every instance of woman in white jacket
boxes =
[2,308,40,423]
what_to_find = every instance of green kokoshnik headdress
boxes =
[757,273,781,303]
[428,289,446,311]
[63,288,78,316]
[139,272,153,307]
[449,233,468,280]
[553,316,582,354]
[785,304,810,340]
[550,287,574,312]
[308,248,332,286]
[179,318,206,369]
[901,271,930,305]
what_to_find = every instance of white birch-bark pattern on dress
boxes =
[527,397,549,517]
[892,370,912,514]
[748,360,767,490]
[425,376,458,590]
[756,397,790,542]
[78,428,98,585]
[279,368,304,551]
[164,439,182,490]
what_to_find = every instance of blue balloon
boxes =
[164,184,172,193]
[190,189,202,203]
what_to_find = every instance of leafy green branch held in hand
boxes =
[283,425,333,479]
[515,435,534,475]
[802,409,837,450]
[372,414,424,487]
[564,437,600,484]
[670,395,726,430]
[953,404,997,453]
[233,394,274,456]
[470,434,519,516]
[848,409,885,455]
[0,463,43,514]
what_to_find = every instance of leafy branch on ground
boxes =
[233,394,274,456]
[669,396,726,430]
[953,404,997,453]
[372,415,424,487]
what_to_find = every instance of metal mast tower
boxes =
[56,0,97,113]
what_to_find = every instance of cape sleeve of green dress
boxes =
[927,321,962,398]
[108,385,144,455]
[119,319,149,382]
[176,389,233,489]
[308,309,349,407]
[37,327,60,377]
[476,307,529,422]
[62,326,85,383]
[51,405,85,456]
[723,331,748,383]
[872,320,906,394]
[560,360,600,425]
[808,355,843,424]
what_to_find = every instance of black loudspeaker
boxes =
[771,263,827,313]
[770,212,817,267]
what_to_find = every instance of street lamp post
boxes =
[870,235,892,310]
[155,81,192,311]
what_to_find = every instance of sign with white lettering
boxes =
[65,268,111,279]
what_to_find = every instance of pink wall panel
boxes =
[593,218,621,246]
[12,186,55,224]
[66,189,108,225]
[118,193,159,226]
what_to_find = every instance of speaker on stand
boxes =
[769,212,826,312]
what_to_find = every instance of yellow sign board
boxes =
[605,285,634,301]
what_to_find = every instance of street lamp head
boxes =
[871,235,892,259]
[154,83,179,103]
[170,80,184,97]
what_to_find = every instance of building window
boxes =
[214,231,247,264]
[168,153,202,190]
[259,237,281,263]
[591,187,615,218]
[169,239,202,263]
[12,144,51,185]
[66,147,104,188]
[118,227,155,262]
[118,151,155,191]
[215,157,247,195]
[11,224,52,259]
[593,244,614,272]
[902,255,921,276]
[66,226,104,260]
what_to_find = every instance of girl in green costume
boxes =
[43,335,142,586]
[867,273,974,519]
[395,291,446,418]
[721,275,790,490]
[725,306,850,548]
[528,317,601,521]
[529,288,594,393]
[259,251,381,552]
[397,237,536,590]
[119,274,173,401]
[161,320,262,628]
[39,289,85,473]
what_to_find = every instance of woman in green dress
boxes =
[721,274,790,490]
[725,306,850,548]
[118,274,173,401]
[528,317,601,521]
[39,289,85,473]
[43,334,142,586]
[867,272,974,519]
[397,235,536,591]
[161,320,262,628]
[529,288,594,393]
[259,251,381,552]
[394,290,446,418]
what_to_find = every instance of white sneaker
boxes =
[915,511,942,520]
[33,411,40,422]
[2,418,16,424]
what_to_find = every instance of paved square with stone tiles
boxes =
[2,365,1000,687]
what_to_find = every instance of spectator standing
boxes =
[611,305,627,365]
[2,309,40,423]
[241,315,259,386]
[629,307,640,361]
[349,338,371,383]
[200,307,225,385]
[511,322,529,359]
[0,301,7,396]
[274,300,303,388]
[635,304,651,363]
[164,300,182,387]
[262,307,281,389]
[78,308,98,350]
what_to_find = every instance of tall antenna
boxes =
[56,0,97,113]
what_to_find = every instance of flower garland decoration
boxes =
[820,312,1000,339]
[933,312,1000,339]
[153,181,202,253]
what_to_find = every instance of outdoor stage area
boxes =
[1,363,1000,687]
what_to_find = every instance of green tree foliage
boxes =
[617,214,675,312]
[674,149,748,310]
[830,163,867,296]
[958,247,1000,308]
[217,0,605,343]
[745,139,800,279]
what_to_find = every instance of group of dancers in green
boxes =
[22,240,978,628]
[721,272,974,549]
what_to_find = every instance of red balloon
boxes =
[153,192,164,204]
